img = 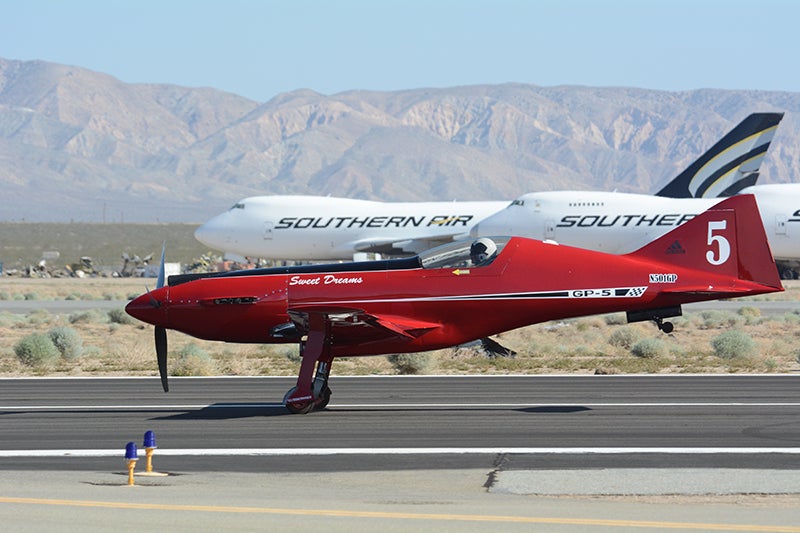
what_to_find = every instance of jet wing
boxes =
[287,306,441,345]
[349,235,468,256]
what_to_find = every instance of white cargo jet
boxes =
[471,185,799,279]
[195,113,783,262]
[195,196,509,261]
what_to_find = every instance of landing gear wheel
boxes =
[315,386,332,410]
[283,387,314,415]
[286,401,313,415]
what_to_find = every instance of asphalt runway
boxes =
[2,376,799,531]
[1,375,799,471]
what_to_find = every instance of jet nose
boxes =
[194,217,229,249]
[471,210,514,238]
[125,288,169,327]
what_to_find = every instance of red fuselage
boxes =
[126,236,778,358]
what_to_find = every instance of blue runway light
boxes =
[143,430,157,449]
[125,442,138,460]
[124,442,139,486]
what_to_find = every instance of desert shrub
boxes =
[700,310,742,329]
[108,308,134,325]
[64,293,94,301]
[171,343,216,376]
[48,326,84,360]
[711,330,755,359]
[737,306,761,318]
[737,306,762,325]
[603,313,627,326]
[388,353,434,374]
[608,327,641,349]
[630,338,666,359]
[23,292,38,301]
[284,347,302,363]
[781,313,800,326]
[14,333,60,367]
[24,309,52,325]
[575,318,603,332]
[179,343,208,358]
[0,292,9,300]
[69,310,105,324]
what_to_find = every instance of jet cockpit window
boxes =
[419,237,510,270]
[511,199,525,206]
[231,202,246,210]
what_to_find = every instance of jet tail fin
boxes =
[628,194,782,290]
[655,112,783,198]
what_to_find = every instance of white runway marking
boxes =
[1,447,800,458]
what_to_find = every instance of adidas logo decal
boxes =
[666,241,685,254]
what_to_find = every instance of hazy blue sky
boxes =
[2,0,798,102]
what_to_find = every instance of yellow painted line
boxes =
[0,496,798,531]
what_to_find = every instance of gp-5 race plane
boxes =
[126,195,782,414]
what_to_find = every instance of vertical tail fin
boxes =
[655,113,783,198]
[629,194,782,290]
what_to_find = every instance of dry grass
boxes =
[1,278,799,377]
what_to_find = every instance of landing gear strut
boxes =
[283,314,334,414]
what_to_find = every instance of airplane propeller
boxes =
[154,243,169,392]
[155,325,169,392]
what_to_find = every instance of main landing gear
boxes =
[283,314,334,414]
[283,363,333,414]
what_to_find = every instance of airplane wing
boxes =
[349,235,469,256]
[287,306,441,345]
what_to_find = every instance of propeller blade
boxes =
[156,242,166,289]
[155,326,169,392]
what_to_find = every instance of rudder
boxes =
[629,195,781,289]
[655,113,783,198]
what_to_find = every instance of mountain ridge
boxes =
[0,57,797,222]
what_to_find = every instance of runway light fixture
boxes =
[143,430,157,473]
[124,442,138,486]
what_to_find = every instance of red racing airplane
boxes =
[126,195,782,414]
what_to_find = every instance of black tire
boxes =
[283,386,314,414]
[315,387,332,410]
